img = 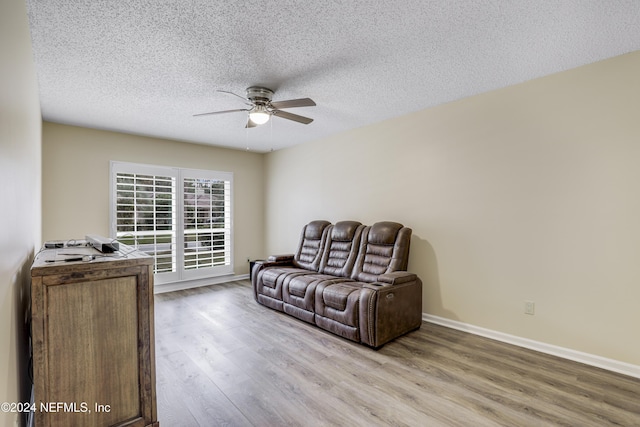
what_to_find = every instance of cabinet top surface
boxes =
[31,240,153,275]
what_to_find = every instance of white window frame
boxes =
[110,161,234,285]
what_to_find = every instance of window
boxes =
[110,162,233,284]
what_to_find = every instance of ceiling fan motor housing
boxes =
[246,86,274,104]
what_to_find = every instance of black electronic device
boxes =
[44,241,65,249]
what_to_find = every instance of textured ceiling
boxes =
[26,1,640,152]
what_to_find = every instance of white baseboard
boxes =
[154,273,250,294]
[423,313,640,379]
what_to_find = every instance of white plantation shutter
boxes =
[111,162,233,284]
[115,171,177,275]
[183,177,231,270]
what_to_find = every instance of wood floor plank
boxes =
[223,345,375,426]
[401,325,640,425]
[156,353,203,427]
[383,330,625,426]
[210,375,293,426]
[164,324,253,390]
[159,351,252,426]
[154,280,640,426]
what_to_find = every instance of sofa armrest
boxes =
[376,271,417,285]
[359,277,423,347]
[254,255,295,271]
[267,254,295,262]
[251,256,296,302]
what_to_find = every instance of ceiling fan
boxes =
[194,86,316,128]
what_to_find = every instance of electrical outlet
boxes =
[524,301,535,315]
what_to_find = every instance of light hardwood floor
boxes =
[154,280,640,426]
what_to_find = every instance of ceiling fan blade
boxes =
[193,108,249,117]
[272,109,314,124]
[270,98,316,109]
[215,90,252,105]
[245,118,258,128]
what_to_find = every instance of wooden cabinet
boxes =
[31,244,159,427]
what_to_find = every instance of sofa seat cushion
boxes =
[321,282,357,311]
[315,282,363,326]
[287,274,331,298]
[260,267,310,290]
[256,267,314,310]
[284,274,349,311]
[314,281,364,342]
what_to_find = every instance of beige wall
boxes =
[42,123,264,276]
[1,0,42,425]
[264,51,640,366]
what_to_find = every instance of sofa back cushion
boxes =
[351,221,412,282]
[319,221,364,278]
[292,220,332,271]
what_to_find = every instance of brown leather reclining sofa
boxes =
[251,220,423,347]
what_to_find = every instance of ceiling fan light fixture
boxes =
[248,105,270,125]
